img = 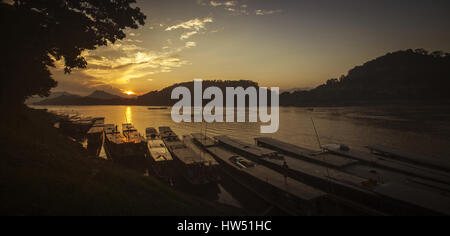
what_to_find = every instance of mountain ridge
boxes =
[34,49,450,107]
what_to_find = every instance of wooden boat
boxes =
[255,137,357,168]
[146,127,175,183]
[103,124,125,160]
[215,135,282,160]
[322,143,450,215]
[159,127,214,186]
[59,115,94,138]
[220,136,450,215]
[103,124,146,164]
[322,144,450,185]
[193,133,327,215]
[219,136,383,214]
[183,134,220,182]
[87,126,104,157]
[367,144,450,172]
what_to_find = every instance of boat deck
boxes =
[122,123,145,144]
[104,124,126,145]
[256,137,358,168]
[192,133,217,147]
[215,135,279,158]
[184,135,219,166]
[159,127,204,165]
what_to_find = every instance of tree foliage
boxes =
[0,0,146,105]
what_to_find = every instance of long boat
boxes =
[87,126,104,157]
[222,136,450,215]
[183,134,220,183]
[146,127,175,184]
[192,133,327,215]
[217,135,384,215]
[367,144,450,172]
[322,144,450,185]
[86,117,105,157]
[159,127,214,186]
[103,124,147,164]
[321,143,450,215]
[255,137,357,168]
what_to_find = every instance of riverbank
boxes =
[0,107,236,216]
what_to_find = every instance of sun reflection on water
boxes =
[126,106,132,124]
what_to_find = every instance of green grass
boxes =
[0,107,236,216]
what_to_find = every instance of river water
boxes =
[33,105,450,159]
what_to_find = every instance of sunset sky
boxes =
[51,0,450,96]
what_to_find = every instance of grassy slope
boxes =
[0,107,233,216]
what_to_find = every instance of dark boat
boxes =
[183,134,220,183]
[103,124,147,166]
[159,127,214,186]
[254,137,450,215]
[87,126,104,157]
[192,133,327,215]
[86,117,105,157]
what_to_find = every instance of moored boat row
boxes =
[51,112,450,215]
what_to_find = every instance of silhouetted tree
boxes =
[0,0,146,106]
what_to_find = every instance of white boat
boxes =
[146,128,173,162]
[146,128,175,183]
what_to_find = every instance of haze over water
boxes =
[33,105,450,160]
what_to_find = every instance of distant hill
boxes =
[35,80,259,106]
[136,80,259,106]
[35,91,135,106]
[87,90,122,100]
[25,92,75,105]
[280,49,450,106]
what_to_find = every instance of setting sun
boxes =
[124,90,135,96]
